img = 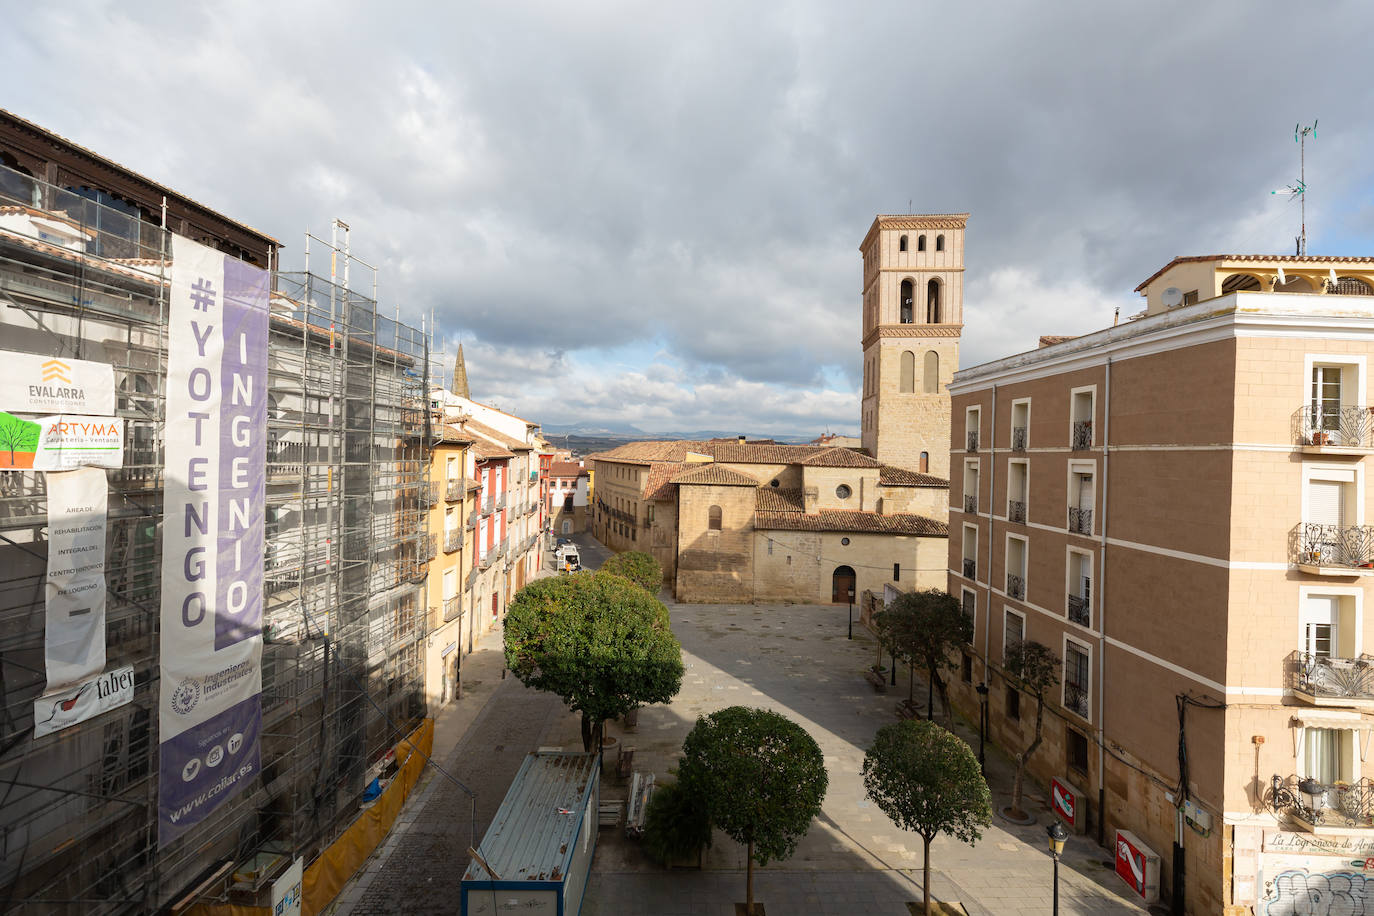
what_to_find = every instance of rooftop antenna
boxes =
[1272,120,1316,255]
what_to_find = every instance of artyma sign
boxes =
[157,235,268,846]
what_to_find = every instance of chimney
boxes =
[738,435,746,444]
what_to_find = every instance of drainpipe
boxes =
[985,385,996,678]
[1098,357,1111,848]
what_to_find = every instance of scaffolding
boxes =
[0,162,430,913]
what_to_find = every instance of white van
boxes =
[558,544,581,573]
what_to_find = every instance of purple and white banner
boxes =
[158,236,268,846]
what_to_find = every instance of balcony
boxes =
[443,595,462,622]
[1068,594,1090,626]
[966,430,979,453]
[465,514,477,531]
[444,530,463,553]
[1288,651,1374,708]
[1296,405,1374,453]
[1068,506,1092,535]
[1295,523,1374,575]
[963,494,978,514]
[1008,499,1027,524]
[1006,573,1025,600]
[422,533,437,561]
[446,478,463,501]
[1270,775,1374,832]
[962,557,976,580]
[496,493,507,510]
[1011,426,1027,452]
[420,481,439,508]
[478,551,493,569]
[481,497,494,516]
[1072,419,1093,451]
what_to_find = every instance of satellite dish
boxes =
[1162,287,1184,308]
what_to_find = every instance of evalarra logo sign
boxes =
[0,350,115,415]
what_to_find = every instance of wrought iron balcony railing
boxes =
[1008,499,1027,524]
[966,430,979,453]
[1063,682,1089,718]
[496,493,507,510]
[1068,506,1093,535]
[1071,419,1093,450]
[481,497,494,516]
[1296,523,1374,570]
[465,513,477,530]
[1006,573,1025,600]
[443,595,462,622]
[444,530,463,553]
[1270,774,1374,829]
[1011,426,1027,452]
[1068,594,1090,626]
[1288,651,1374,701]
[423,533,437,561]
[962,557,976,579]
[446,478,463,501]
[964,494,978,514]
[478,551,493,569]
[1296,405,1374,450]
[420,481,439,508]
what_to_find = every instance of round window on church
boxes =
[836,484,852,500]
[841,537,851,546]
[770,479,780,488]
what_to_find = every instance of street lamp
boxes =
[1047,821,1068,916]
[975,681,989,774]
[847,587,855,640]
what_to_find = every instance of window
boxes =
[900,350,915,392]
[647,504,654,522]
[923,350,939,394]
[1006,534,1027,600]
[1007,459,1028,525]
[965,406,981,452]
[836,484,852,499]
[1068,465,1094,534]
[767,540,773,555]
[919,451,929,473]
[1067,550,1092,626]
[961,524,978,580]
[1006,686,1021,721]
[1222,273,1262,293]
[917,234,927,252]
[900,279,914,324]
[1067,727,1089,774]
[1300,591,1358,661]
[899,234,908,252]
[1070,388,1095,450]
[1010,399,1030,452]
[1063,640,1090,718]
[926,278,941,323]
[935,234,945,252]
[841,537,851,546]
[708,505,722,530]
[963,460,979,514]
[1303,467,1359,566]
[961,653,973,683]
[1305,357,1365,445]
[893,563,901,581]
[1003,608,1024,663]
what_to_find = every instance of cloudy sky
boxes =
[6,1,1374,435]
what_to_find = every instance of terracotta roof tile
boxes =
[755,488,804,512]
[798,447,880,468]
[879,466,950,488]
[460,419,528,451]
[643,462,679,501]
[550,461,585,478]
[755,510,947,536]
[472,439,514,460]
[671,464,760,487]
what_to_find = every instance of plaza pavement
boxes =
[337,544,1146,915]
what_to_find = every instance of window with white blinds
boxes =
[1308,479,1346,527]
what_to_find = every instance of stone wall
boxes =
[674,483,756,603]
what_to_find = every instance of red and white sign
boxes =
[1051,777,1078,829]
[1115,829,1161,903]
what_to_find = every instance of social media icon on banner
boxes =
[206,745,224,768]
[182,758,201,782]
[228,732,243,755]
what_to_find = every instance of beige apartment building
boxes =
[945,254,1374,914]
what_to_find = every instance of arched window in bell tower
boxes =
[926,278,942,324]
[923,350,939,393]
[899,235,908,252]
[900,351,915,392]
[900,279,914,324]
[917,235,927,252]
[936,234,945,252]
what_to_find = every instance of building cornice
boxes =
[860,213,970,251]
[862,324,963,348]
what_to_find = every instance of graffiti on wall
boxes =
[1264,869,1374,915]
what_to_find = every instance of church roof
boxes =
[671,465,760,487]
[755,510,947,536]
[879,466,949,488]
[755,488,805,512]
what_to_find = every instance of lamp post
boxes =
[1047,821,1068,916]
[847,586,855,640]
[975,681,989,774]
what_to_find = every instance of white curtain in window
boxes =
[1303,727,1349,784]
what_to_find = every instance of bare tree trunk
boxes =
[923,833,932,916]
[1011,695,1046,816]
[932,670,953,727]
[1011,754,1026,815]
[746,838,755,915]
[580,713,593,752]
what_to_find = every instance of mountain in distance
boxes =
[541,422,856,446]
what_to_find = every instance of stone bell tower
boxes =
[858,214,967,479]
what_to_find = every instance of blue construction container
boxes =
[461,751,601,916]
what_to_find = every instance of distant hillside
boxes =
[546,429,860,459]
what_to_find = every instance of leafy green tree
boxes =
[863,719,992,916]
[1003,639,1061,818]
[877,589,971,723]
[0,412,40,466]
[598,550,663,593]
[678,706,828,915]
[504,572,683,752]
[642,779,712,867]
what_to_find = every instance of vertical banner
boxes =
[158,236,269,846]
[44,467,108,690]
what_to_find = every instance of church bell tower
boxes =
[859,214,967,479]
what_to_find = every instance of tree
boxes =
[678,706,828,915]
[0,412,40,467]
[863,719,992,916]
[642,779,712,867]
[598,550,663,593]
[504,572,684,752]
[1003,639,1061,819]
[876,589,971,723]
